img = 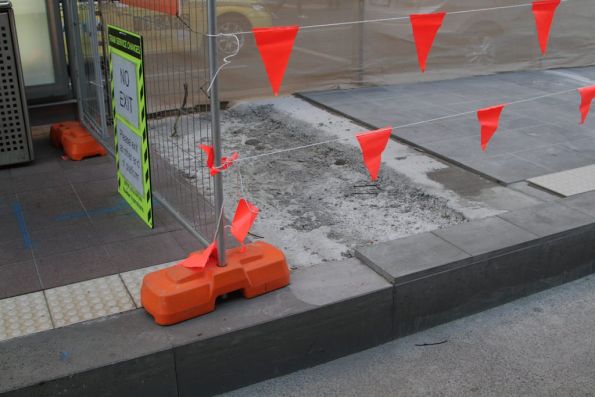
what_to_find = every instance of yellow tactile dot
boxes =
[0,292,53,341]
[120,262,177,307]
[45,275,135,328]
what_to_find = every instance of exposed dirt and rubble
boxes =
[151,97,476,268]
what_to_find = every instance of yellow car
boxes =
[105,0,273,55]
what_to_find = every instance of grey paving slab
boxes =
[0,310,176,397]
[35,245,118,289]
[433,216,538,257]
[562,190,595,217]
[458,153,553,184]
[559,135,595,159]
[0,260,41,299]
[0,216,22,244]
[300,67,595,184]
[498,202,595,238]
[17,187,85,231]
[105,233,187,273]
[355,232,471,284]
[63,162,116,183]
[427,167,544,212]
[0,239,33,267]
[29,219,96,258]
[514,123,585,146]
[513,144,595,171]
[509,181,562,202]
[395,115,477,145]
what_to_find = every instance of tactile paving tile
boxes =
[120,261,178,307]
[528,164,595,197]
[0,292,53,341]
[45,275,135,328]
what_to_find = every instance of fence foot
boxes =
[141,241,291,326]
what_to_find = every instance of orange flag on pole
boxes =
[477,104,506,152]
[179,241,218,270]
[231,199,259,246]
[356,127,393,181]
[409,13,446,73]
[253,26,300,96]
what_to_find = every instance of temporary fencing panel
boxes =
[99,0,218,244]
[85,0,595,247]
[66,0,109,144]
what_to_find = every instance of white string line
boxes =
[208,0,570,36]
[236,163,248,199]
[232,87,581,164]
[205,33,240,93]
[212,201,226,242]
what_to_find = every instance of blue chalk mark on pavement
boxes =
[11,202,32,249]
[52,199,131,222]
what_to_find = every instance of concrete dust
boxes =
[151,97,469,268]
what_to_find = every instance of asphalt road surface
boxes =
[223,275,595,396]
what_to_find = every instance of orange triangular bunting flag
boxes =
[253,26,300,96]
[356,127,392,181]
[578,86,595,124]
[532,0,560,55]
[477,104,506,152]
[231,199,259,245]
[179,241,218,270]
[198,144,214,169]
[409,12,446,72]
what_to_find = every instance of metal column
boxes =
[206,0,227,266]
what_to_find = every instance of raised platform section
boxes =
[2,191,595,396]
[298,67,595,184]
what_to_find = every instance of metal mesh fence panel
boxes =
[98,0,218,243]
[67,0,109,143]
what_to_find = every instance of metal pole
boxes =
[357,0,365,85]
[206,0,227,266]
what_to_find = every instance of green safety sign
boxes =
[107,25,153,228]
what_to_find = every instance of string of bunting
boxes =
[207,0,565,96]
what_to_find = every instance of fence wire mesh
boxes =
[98,0,218,243]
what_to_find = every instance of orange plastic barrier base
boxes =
[49,121,107,161]
[61,128,107,161]
[49,121,81,148]
[141,241,291,325]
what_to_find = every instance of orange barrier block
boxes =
[49,121,81,148]
[61,128,107,161]
[141,241,291,325]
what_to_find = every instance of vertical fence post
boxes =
[206,0,227,266]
